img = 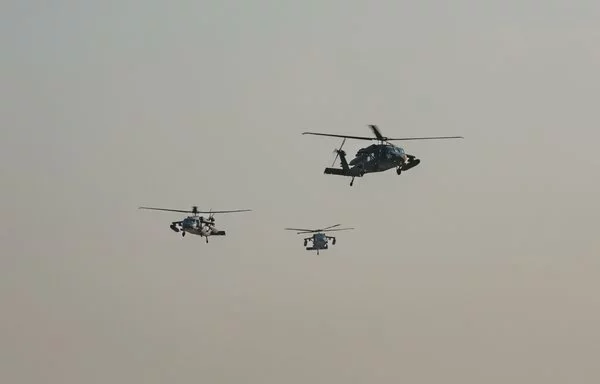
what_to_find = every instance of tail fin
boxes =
[324,149,351,176]
[336,150,350,171]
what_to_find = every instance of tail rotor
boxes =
[206,209,216,226]
[331,138,346,167]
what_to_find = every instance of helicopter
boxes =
[303,124,463,186]
[284,224,354,255]
[138,205,251,243]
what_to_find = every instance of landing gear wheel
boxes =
[396,167,402,175]
[182,232,186,237]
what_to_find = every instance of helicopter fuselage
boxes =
[349,144,408,172]
[172,216,226,238]
[304,232,336,254]
[325,143,420,178]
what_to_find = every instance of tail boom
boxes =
[324,167,363,177]
[325,149,362,177]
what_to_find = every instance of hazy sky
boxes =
[2,1,600,383]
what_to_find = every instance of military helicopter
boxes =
[138,205,251,243]
[303,124,463,186]
[284,224,354,255]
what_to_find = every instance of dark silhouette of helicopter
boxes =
[303,125,463,186]
[139,205,251,243]
[285,224,354,255]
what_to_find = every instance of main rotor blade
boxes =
[303,132,375,141]
[285,228,316,232]
[324,228,355,232]
[203,209,252,214]
[139,207,193,214]
[369,124,384,140]
[139,207,251,214]
[294,227,354,235]
[304,131,464,142]
[287,224,342,234]
[385,136,464,141]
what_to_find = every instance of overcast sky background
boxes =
[2,1,600,383]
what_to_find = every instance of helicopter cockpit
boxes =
[393,146,405,156]
[384,146,407,160]
[182,217,199,228]
[313,233,327,242]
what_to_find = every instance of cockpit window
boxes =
[394,147,405,155]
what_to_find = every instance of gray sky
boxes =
[2,1,600,383]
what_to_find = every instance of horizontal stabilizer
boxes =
[324,167,349,176]
[324,167,364,177]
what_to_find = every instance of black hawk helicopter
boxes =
[284,224,354,255]
[139,205,251,243]
[303,124,463,186]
